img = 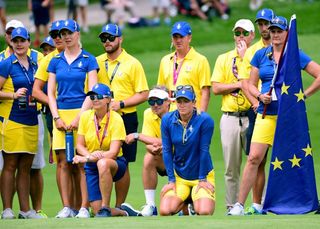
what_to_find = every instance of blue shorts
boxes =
[84,157,128,202]
[121,112,138,162]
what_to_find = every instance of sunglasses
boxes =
[89,95,109,100]
[100,35,117,43]
[176,85,194,92]
[50,31,60,39]
[148,99,167,106]
[5,30,13,35]
[234,30,250,37]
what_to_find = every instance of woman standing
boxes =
[0,27,41,219]
[160,85,215,215]
[228,16,320,215]
[47,19,98,218]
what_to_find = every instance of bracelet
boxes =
[53,116,60,121]
[85,155,90,162]
[257,93,262,102]
[199,178,207,182]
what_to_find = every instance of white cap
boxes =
[148,89,169,100]
[232,19,255,32]
[5,20,25,31]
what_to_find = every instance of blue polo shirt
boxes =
[47,49,99,109]
[161,109,214,182]
[251,45,311,115]
[0,54,38,125]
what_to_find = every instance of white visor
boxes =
[148,89,169,99]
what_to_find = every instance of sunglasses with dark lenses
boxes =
[5,30,13,35]
[50,31,60,39]
[89,95,109,100]
[100,35,117,43]
[176,85,194,92]
[148,99,166,106]
[234,30,250,37]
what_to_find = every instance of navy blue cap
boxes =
[59,19,80,33]
[255,8,274,22]
[86,83,112,97]
[11,27,29,40]
[176,88,195,101]
[40,36,55,49]
[49,20,64,33]
[269,16,288,31]
[171,21,192,37]
[99,24,122,37]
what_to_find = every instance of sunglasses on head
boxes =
[234,30,250,37]
[176,85,194,93]
[50,31,60,39]
[89,94,109,100]
[148,98,167,106]
[5,30,13,35]
[271,18,287,26]
[100,34,117,43]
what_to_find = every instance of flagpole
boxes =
[261,18,292,119]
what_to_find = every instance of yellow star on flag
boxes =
[281,83,290,95]
[271,157,284,171]
[289,154,302,168]
[303,144,312,157]
[294,89,305,102]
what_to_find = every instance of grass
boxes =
[1,0,320,228]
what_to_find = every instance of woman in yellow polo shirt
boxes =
[73,83,140,217]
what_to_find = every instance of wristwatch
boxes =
[85,155,90,162]
[120,100,125,109]
[133,132,139,141]
[53,116,60,121]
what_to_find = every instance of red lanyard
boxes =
[173,53,185,86]
[94,112,110,149]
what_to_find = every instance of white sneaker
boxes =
[75,207,90,218]
[188,203,196,215]
[55,207,74,218]
[1,208,15,219]
[141,204,158,216]
[227,203,244,216]
[18,209,43,219]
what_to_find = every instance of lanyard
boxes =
[105,60,120,84]
[231,57,239,80]
[173,53,185,86]
[94,112,110,149]
[17,56,35,86]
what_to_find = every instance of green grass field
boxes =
[1,0,320,228]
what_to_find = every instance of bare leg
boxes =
[252,156,267,204]
[159,195,184,215]
[30,169,43,211]
[115,166,129,207]
[193,198,215,215]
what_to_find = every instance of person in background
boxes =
[47,19,98,218]
[96,23,149,207]
[160,85,215,216]
[0,27,42,219]
[150,0,171,26]
[228,16,320,215]
[39,36,55,56]
[0,0,6,34]
[211,19,255,213]
[125,86,172,216]
[238,8,274,215]
[157,21,211,112]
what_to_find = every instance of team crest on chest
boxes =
[185,65,192,73]
[78,61,83,68]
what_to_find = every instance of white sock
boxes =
[252,203,263,211]
[144,189,156,206]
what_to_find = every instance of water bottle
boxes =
[18,96,27,110]
[65,131,74,163]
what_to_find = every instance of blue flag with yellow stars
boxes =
[263,15,318,214]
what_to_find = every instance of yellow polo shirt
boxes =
[157,47,211,109]
[96,49,149,114]
[211,49,251,112]
[35,49,59,82]
[78,109,126,156]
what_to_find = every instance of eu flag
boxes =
[263,15,318,214]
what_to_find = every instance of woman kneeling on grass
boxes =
[72,83,140,217]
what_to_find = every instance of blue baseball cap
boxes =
[59,19,80,33]
[255,8,274,23]
[86,83,112,97]
[171,21,192,37]
[11,27,30,40]
[40,36,55,49]
[176,88,195,101]
[49,20,64,33]
[99,24,122,37]
[269,16,288,31]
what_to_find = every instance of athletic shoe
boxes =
[245,206,264,215]
[76,207,90,218]
[36,210,48,218]
[140,204,158,216]
[227,202,244,216]
[18,209,43,219]
[95,207,111,217]
[188,203,196,215]
[1,208,15,219]
[55,207,74,218]
[120,203,142,216]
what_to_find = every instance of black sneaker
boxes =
[95,207,111,217]
[120,203,142,216]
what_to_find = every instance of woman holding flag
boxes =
[228,15,320,215]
